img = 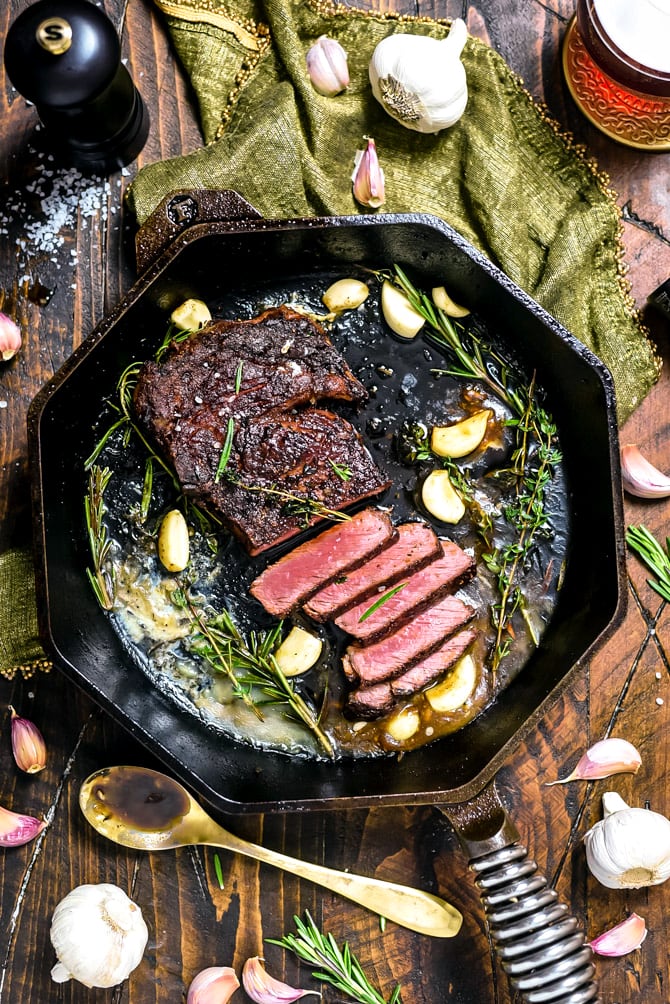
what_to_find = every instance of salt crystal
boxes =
[0,401,7,409]
[657,698,665,706]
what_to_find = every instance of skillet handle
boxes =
[439,781,601,1004]
[135,188,262,274]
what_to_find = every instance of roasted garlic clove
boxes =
[421,469,465,524]
[381,281,425,339]
[430,410,491,459]
[170,299,212,331]
[274,626,323,677]
[322,278,369,314]
[425,653,477,712]
[385,705,421,741]
[431,286,470,317]
[157,509,190,573]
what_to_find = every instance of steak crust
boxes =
[133,306,390,554]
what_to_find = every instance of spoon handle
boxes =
[202,826,462,938]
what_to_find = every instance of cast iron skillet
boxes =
[29,190,626,1004]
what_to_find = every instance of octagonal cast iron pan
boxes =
[29,190,625,1004]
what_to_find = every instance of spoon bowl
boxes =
[80,765,463,938]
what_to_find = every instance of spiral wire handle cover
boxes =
[470,842,601,1004]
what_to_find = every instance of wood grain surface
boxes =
[2,0,670,1001]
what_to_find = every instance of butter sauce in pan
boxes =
[93,273,569,760]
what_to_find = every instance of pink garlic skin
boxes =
[186,966,239,1004]
[547,737,641,785]
[10,706,47,774]
[351,137,386,210]
[589,913,647,957]
[242,957,319,1004]
[621,444,670,498]
[0,804,46,846]
[0,312,21,361]
[306,36,349,96]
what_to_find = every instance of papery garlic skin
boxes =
[584,792,670,889]
[369,20,468,133]
[242,956,318,1004]
[50,883,148,988]
[10,705,47,774]
[187,965,239,1004]
[351,137,385,209]
[589,913,647,957]
[621,444,670,498]
[306,36,349,96]
[0,804,45,846]
[0,312,21,361]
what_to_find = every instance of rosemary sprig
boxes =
[174,592,333,755]
[234,360,244,393]
[84,465,115,610]
[214,418,235,483]
[626,525,670,602]
[358,583,406,622]
[269,912,401,1004]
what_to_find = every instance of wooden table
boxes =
[1,1,670,1001]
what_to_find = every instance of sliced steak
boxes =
[335,539,475,642]
[342,593,475,686]
[133,306,390,554]
[303,522,441,621]
[250,508,397,617]
[347,628,477,719]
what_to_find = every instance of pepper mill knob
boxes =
[4,0,150,173]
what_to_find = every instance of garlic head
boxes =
[369,20,469,134]
[584,792,670,889]
[50,883,148,988]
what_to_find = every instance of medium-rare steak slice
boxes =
[336,539,475,642]
[159,407,390,554]
[250,508,397,617]
[342,593,475,686]
[133,305,390,554]
[303,522,441,621]
[347,628,477,719]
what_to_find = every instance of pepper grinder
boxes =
[4,0,150,173]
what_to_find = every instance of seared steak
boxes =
[347,628,477,718]
[335,539,475,642]
[303,522,441,621]
[133,306,390,554]
[342,593,475,686]
[250,508,397,617]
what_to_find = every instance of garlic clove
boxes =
[306,35,349,96]
[0,804,46,846]
[157,509,190,573]
[381,281,425,339]
[242,956,319,1004]
[322,278,369,314]
[0,312,21,361]
[621,444,670,498]
[9,705,47,773]
[187,966,240,1004]
[274,626,323,677]
[50,883,148,988]
[589,913,647,957]
[546,737,641,785]
[171,299,212,331]
[385,705,421,742]
[351,137,385,210]
[425,653,477,712]
[431,286,470,318]
[584,792,670,889]
[421,469,465,524]
[430,410,491,459]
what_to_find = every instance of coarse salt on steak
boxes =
[250,508,397,617]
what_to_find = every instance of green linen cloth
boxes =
[4,0,661,677]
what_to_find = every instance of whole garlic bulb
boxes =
[50,883,148,988]
[584,791,670,889]
[369,19,469,133]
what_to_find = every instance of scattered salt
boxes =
[656,671,662,680]
[657,698,665,706]
[0,401,7,409]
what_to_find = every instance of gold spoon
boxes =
[79,765,462,939]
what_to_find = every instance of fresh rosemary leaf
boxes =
[213,853,225,890]
[234,360,244,393]
[626,525,670,602]
[358,583,407,622]
[329,460,353,481]
[269,911,401,1004]
[214,418,235,483]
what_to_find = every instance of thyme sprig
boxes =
[173,590,333,756]
[269,912,401,1004]
[85,465,115,610]
[626,525,670,602]
[229,476,352,528]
